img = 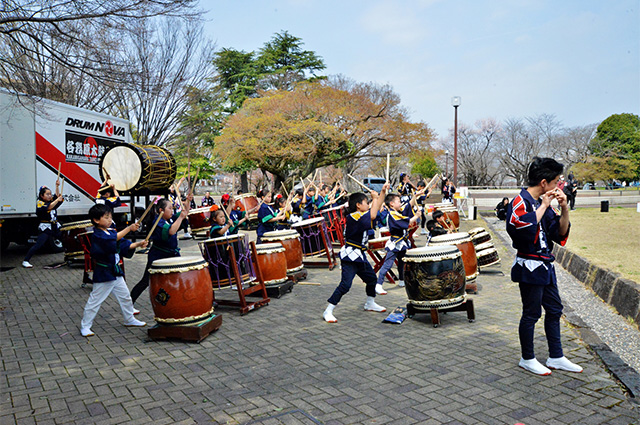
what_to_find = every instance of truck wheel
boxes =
[0,235,10,253]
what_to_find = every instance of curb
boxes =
[479,212,640,400]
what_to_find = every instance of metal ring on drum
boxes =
[198,233,256,289]
[148,256,214,325]
[99,143,176,193]
[403,245,467,310]
[261,229,304,273]
[254,243,288,286]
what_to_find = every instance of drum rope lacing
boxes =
[296,221,331,255]
[200,235,256,289]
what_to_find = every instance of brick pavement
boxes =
[1,219,639,424]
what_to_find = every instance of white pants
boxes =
[81,276,135,330]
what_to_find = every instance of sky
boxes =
[200,0,640,141]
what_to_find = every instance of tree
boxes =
[213,80,435,190]
[552,124,597,173]
[572,156,636,184]
[454,119,502,186]
[410,151,441,181]
[0,0,200,102]
[591,113,640,177]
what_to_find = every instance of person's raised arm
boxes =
[370,182,390,219]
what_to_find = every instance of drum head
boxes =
[292,217,324,227]
[256,243,285,253]
[60,220,93,231]
[150,256,206,269]
[429,232,471,245]
[474,242,495,251]
[101,146,141,191]
[189,207,211,215]
[404,245,460,261]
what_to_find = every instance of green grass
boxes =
[565,207,640,282]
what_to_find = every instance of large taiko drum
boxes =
[254,243,288,286]
[315,205,346,246]
[99,143,176,193]
[291,217,332,257]
[261,229,304,273]
[234,194,259,221]
[59,220,93,261]
[148,256,214,325]
[403,245,467,309]
[428,232,479,291]
[475,242,500,268]
[471,231,492,246]
[199,233,255,289]
[188,207,211,234]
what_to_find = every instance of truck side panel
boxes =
[0,93,36,215]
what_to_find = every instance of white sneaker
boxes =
[22,261,33,268]
[181,232,192,240]
[133,308,140,316]
[519,358,551,376]
[375,284,387,295]
[124,319,146,327]
[546,356,583,373]
[397,280,405,287]
[364,299,386,312]
[420,229,427,235]
[80,328,95,337]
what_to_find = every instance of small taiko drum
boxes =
[199,233,255,289]
[428,232,479,292]
[148,256,214,325]
[188,207,211,234]
[316,205,346,246]
[368,236,390,251]
[291,217,331,257]
[467,227,485,238]
[59,220,93,261]
[471,231,492,246]
[403,245,467,310]
[261,229,304,274]
[475,242,500,268]
[435,207,459,230]
[254,243,288,286]
[234,194,259,221]
[379,227,390,238]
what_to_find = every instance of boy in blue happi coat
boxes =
[80,204,148,337]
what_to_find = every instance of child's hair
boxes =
[88,203,112,223]
[157,198,171,213]
[321,184,330,191]
[275,196,286,207]
[212,210,225,221]
[98,185,113,197]
[527,157,563,187]
[307,186,316,193]
[38,186,50,199]
[502,197,509,203]
[347,192,368,213]
[295,188,304,196]
[426,219,437,231]
[257,188,270,199]
[432,210,444,220]
[236,189,243,195]
[417,180,426,188]
[384,193,400,207]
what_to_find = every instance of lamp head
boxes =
[451,96,461,107]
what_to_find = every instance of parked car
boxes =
[363,177,386,193]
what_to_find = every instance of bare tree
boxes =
[553,124,597,172]
[454,118,502,186]
[116,17,214,146]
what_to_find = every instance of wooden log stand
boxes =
[406,299,475,328]
[148,314,222,343]
[287,268,308,283]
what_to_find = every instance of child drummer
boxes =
[375,188,424,292]
[323,182,389,323]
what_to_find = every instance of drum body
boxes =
[380,227,390,238]
[475,242,500,268]
[368,236,390,251]
[188,207,211,234]
[471,231,492,246]
[199,234,254,288]
[435,207,459,230]
[149,256,214,324]
[467,227,485,237]
[316,205,346,245]
[59,220,93,261]
[100,143,176,193]
[254,243,288,286]
[403,246,466,309]
[291,217,331,257]
[235,194,259,221]
[429,232,479,284]
[261,229,304,273]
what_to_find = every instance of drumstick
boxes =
[280,182,289,198]
[386,154,390,183]
[347,174,372,192]
[190,167,199,195]
[296,281,321,286]
[145,213,163,243]
[59,178,64,195]
[57,162,61,182]
[137,196,160,224]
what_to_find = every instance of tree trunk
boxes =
[241,172,249,193]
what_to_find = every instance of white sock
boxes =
[324,304,335,315]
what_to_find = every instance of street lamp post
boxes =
[445,150,449,177]
[451,96,461,186]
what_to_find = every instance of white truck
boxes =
[0,90,133,251]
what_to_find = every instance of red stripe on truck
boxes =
[35,132,102,199]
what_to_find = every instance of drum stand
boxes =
[287,268,308,283]
[406,299,475,328]
[212,242,271,315]
[148,315,223,343]
[302,233,337,271]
